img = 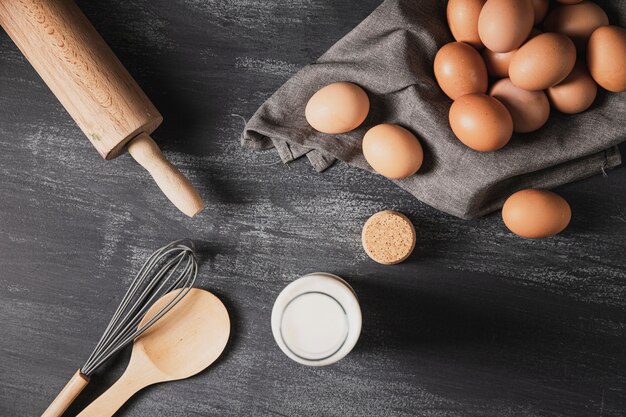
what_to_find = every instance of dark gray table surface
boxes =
[1,1,625,416]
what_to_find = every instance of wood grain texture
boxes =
[0,0,205,218]
[0,0,162,159]
[0,1,625,416]
[127,133,205,217]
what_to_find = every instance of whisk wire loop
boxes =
[81,240,197,376]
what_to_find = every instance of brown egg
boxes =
[478,0,534,52]
[482,28,541,78]
[490,78,550,133]
[362,124,424,179]
[532,0,549,25]
[544,1,609,50]
[502,189,571,238]
[587,26,626,92]
[434,42,488,100]
[447,0,487,49]
[547,61,597,114]
[509,33,576,91]
[482,49,514,78]
[449,94,513,152]
[305,82,370,134]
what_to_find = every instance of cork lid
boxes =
[361,210,416,265]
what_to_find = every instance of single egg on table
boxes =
[544,1,609,51]
[509,33,576,91]
[547,61,597,114]
[478,0,534,53]
[587,26,626,93]
[502,189,571,238]
[362,124,424,180]
[446,0,487,49]
[490,78,550,133]
[434,41,488,100]
[449,94,513,152]
[305,82,370,134]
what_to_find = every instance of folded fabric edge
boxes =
[244,128,623,221]
[243,129,338,172]
[471,146,623,219]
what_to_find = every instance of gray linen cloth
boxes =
[242,0,625,219]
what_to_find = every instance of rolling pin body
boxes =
[0,0,204,216]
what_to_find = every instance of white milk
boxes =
[271,273,362,366]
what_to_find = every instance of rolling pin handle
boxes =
[127,133,204,217]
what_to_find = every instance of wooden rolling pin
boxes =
[0,0,204,217]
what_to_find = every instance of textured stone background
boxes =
[0,1,625,416]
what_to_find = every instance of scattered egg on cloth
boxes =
[509,33,576,91]
[482,48,515,78]
[478,0,534,53]
[446,0,487,49]
[305,82,370,134]
[449,94,513,152]
[362,124,424,179]
[434,41,488,100]
[544,1,609,51]
[547,61,597,114]
[482,28,541,79]
[502,189,571,238]
[587,26,626,93]
[490,78,550,133]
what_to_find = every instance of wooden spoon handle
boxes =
[41,369,90,417]
[128,132,204,217]
[76,371,145,417]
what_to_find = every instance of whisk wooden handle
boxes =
[41,370,90,417]
[76,369,145,417]
[128,133,204,217]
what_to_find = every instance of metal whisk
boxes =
[42,239,198,417]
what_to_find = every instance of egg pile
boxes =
[303,0,624,239]
[304,80,574,239]
[440,0,626,152]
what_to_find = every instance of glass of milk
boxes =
[271,272,362,366]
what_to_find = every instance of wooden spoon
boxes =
[76,288,230,417]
